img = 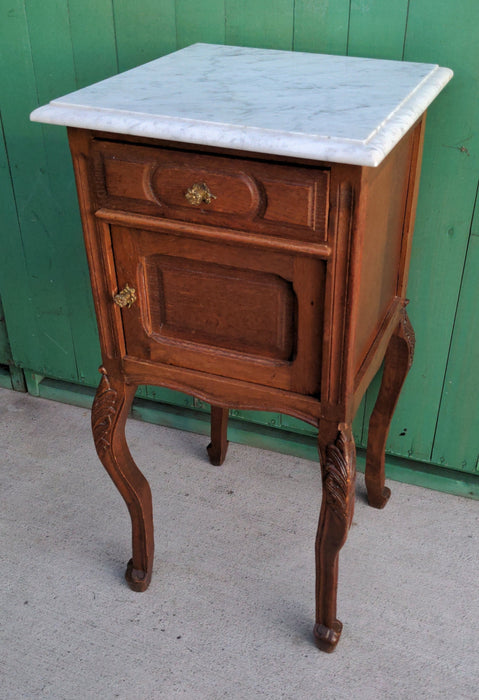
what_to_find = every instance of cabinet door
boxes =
[110,225,325,396]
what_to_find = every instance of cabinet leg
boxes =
[314,423,356,652]
[207,405,229,466]
[92,367,154,591]
[365,307,415,509]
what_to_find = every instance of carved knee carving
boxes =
[322,428,356,534]
[92,367,119,456]
[315,424,356,652]
[92,367,154,591]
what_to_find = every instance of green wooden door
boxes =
[0,0,477,494]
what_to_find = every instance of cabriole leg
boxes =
[207,405,229,466]
[365,307,415,508]
[314,423,356,652]
[92,367,154,591]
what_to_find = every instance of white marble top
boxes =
[30,43,452,167]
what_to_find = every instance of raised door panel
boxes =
[143,255,295,360]
[110,224,324,396]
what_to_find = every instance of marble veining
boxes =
[30,43,453,166]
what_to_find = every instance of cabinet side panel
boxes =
[352,131,414,374]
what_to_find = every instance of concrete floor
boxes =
[1,386,478,699]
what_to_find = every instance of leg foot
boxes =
[92,367,154,590]
[315,423,356,652]
[125,558,152,592]
[368,486,391,510]
[207,405,229,466]
[365,307,415,509]
[313,620,343,652]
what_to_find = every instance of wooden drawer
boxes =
[92,140,329,243]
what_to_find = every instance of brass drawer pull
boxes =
[185,182,216,206]
[113,284,137,308]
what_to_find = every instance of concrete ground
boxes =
[1,386,478,699]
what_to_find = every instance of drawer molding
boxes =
[93,139,330,243]
[95,208,332,259]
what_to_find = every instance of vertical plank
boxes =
[0,106,39,367]
[25,0,103,385]
[25,0,77,100]
[0,298,11,366]
[381,0,479,462]
[67,0,118,88]
[431,208,479,473]
[225,0,295,50]
[293,0,350,55]
[347,0,409,59]
[113,0,177,71]
[0,0,78,379]
[175,0,225,48]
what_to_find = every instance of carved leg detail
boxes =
[92,367,154,591]
[314,423,356,652]
[365,307,415,509]
[207,405,229,466]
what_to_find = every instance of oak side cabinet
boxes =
[31,44,452,652]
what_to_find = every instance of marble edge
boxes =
[30,65,453,168]
[29,103,378,166]
[364,65,453,163]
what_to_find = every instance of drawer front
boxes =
[93,140,329,242]
[110,224,324,396]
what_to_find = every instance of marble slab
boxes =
[30,43,453,167]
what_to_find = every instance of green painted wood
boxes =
[278,414,316,436]
[0,366,11,388]
[8,366,27,392]
[23,371,44,397]
[175,0,225,48]
[0,297,11,365]
[113,0,177,71]
[135,385,196,411]
[376,0,479,462]
[0,113,30,368]
[225,0,294,50]
[227,408,283,429]
[25,0,102,386]
[67,0,119,88]
[431,221,479,473]
[0,296,25,390]
[25,374,96,408]
[293,0,350,55]
[381,451,479,502]
[347,0,409,59]
[0,0,477,493]
[0,0,73,377]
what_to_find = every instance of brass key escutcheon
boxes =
[113,284,137,308]
[185,182,216,206]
